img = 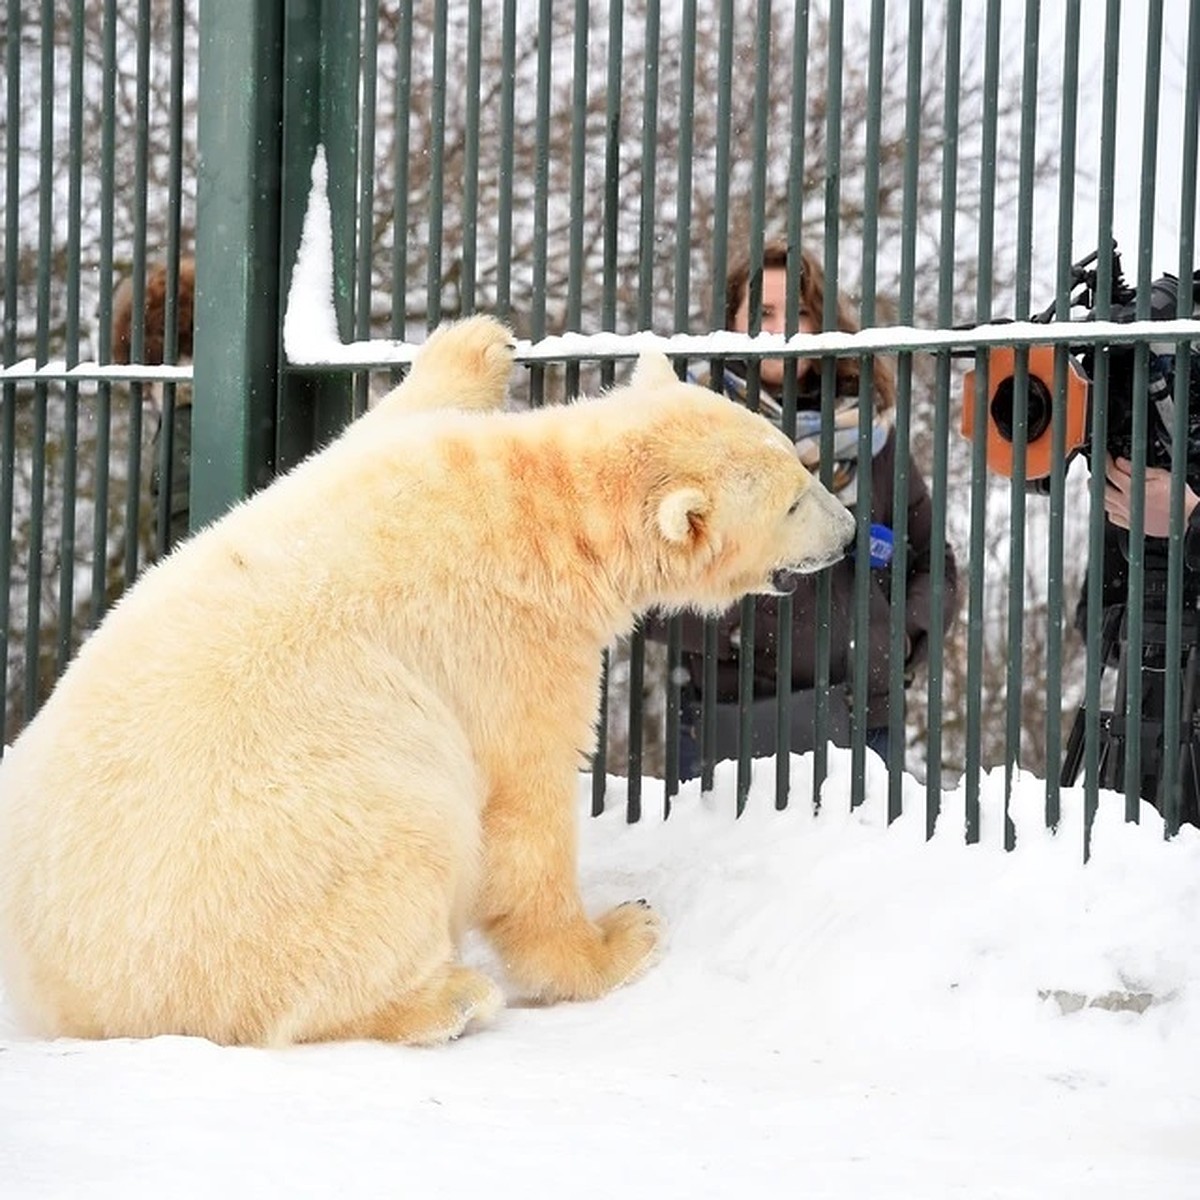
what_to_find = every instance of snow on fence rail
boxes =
[5,318,1200,384]
[279,319,1200,371]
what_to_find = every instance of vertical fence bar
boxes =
[966,0,1004,843]
[767,13,793,807]
[600,0,624,362]
[1177,0,1200,301]
[1082,0,1122,859]
[56,0,86,675]
[851,0,885,814]
[391,0,414,343]
[889,0,922,824]
[427,0,448,329]
[534,0,557,412]
[460,0,483,316]
[156,0,188,556]
[530,0,553,356]
[701,0,735,796]
[927,0,963,834]
[1000,0,1040,850]
[626,0,661,822]
[123,0,151,585]
[778,0,812,812]
[591,0,625,815]
[355,2,379,417]
[665,0,699,813]
[1045,0,1083,833]
[494,0,517,323]
[1124,0,1166,821]
[815,0,845,811]
[26,0,55,723]
[564,0,590,400]
[1156,0,1187,832]
[326,4,361,341]
[90,0,118,628]
[1114,2,1160,820]
[636,0,661,335]
[0,0,20,745]
[1164,0,1200,838]
[735,0,772,819]
[600,0,625,362]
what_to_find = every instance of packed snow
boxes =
[2,751,1198,1198]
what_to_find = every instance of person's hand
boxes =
[1104,454,1200,537]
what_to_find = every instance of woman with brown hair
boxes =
[656,240,958,776]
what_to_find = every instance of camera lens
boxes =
[990,375,1053,443]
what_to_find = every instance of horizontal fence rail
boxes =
[7,317,1200,379]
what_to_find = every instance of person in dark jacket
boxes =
[1063,287,1200,830]
[650,240,960,776]
[1085,449,1200,828]
[112,258,195,556]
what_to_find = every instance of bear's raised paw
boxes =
[407,314,516,413]
[372,313,515,418]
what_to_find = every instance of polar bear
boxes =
[0,316,854,1047]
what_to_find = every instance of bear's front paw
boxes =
[595,899,664,990]
[489,901,664,1003]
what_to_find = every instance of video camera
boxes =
[959,245,1200,829]
[961,245,1200,487]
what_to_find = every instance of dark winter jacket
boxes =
[149,401,192,555]
[649,425,960,731]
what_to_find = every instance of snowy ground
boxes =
[2,751,1198,1198]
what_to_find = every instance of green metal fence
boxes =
[2,0,1199,848]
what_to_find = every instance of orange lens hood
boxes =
[961,345,1090,479]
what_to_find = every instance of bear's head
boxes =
[610,351,857,615]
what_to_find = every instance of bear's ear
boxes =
[657,486,710,545]
[631,350,678,388]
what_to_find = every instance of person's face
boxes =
[731,265,817,388]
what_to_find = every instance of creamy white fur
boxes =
[0,316,853,1046]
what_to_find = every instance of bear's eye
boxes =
[787,494,805,516]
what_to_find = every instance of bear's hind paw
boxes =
[416,968,505,1045]
[449,970,505,1033]
[351,966,505,1046]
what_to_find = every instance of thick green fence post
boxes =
[193,0,287,525]
[194,0,357,513]
[276,0,360,472]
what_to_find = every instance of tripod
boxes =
[1062,581,1200,831]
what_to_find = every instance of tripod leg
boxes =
[1184,745,1200,831]
[1097,640,1130,793]
[1097,727,1117,791]
[1061,707,1086,787]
